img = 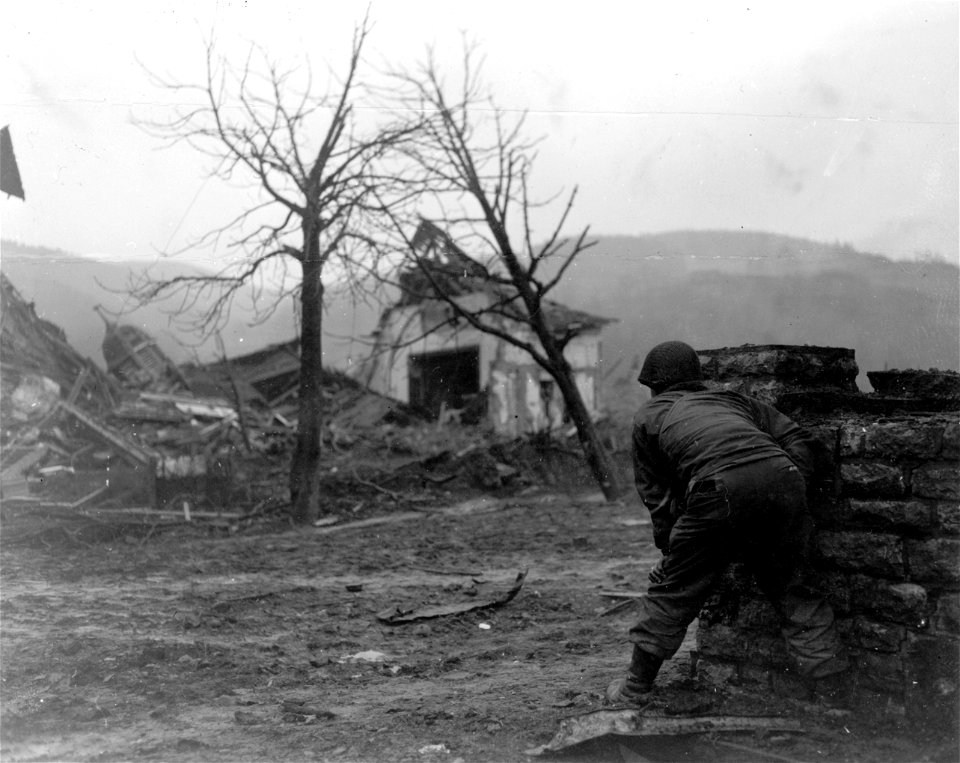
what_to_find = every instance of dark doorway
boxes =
[409,347,480,419]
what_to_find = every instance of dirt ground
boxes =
[1,486,956,763]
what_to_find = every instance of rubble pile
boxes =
[1,292,259,543]
[1,273,117,416]
[0,273,454,543]
[1,270,617,545]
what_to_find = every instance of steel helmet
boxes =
[638,341,703,391]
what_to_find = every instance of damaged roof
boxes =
[397,220,616,335]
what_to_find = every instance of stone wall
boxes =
[691,345,960,726]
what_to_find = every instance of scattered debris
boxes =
[525,709,803,756]
[413,566,484,577]
[2,269,610,546]
[95,306,190,392]
[313,512,426,536]
[9,374,60,421]
[233,710,262,726]
[377,569,528,625]
[418,744,451,755]
[342,651,389,663]
[1,273,117,415]
[279,699,336,720]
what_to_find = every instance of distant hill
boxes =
[0,241,378,370]
[2,233,957,402]
[548,231,959,396]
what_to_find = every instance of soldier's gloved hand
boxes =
[648,559,666,586]
[653,530,671,552]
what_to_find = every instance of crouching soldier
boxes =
[607,341,849,704]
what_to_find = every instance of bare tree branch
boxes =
[129,16,422,523]
[381,44,626,500]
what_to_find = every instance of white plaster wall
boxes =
[365,297,607,433]
[489,365,516,434]
[565,335,601,368]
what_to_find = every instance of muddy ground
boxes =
[1,485,956,762]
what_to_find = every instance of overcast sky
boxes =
[2,0,957,265]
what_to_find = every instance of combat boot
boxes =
[605,646,663,705]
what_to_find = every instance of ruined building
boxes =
[359,222,615,435]
[95,306,188,392]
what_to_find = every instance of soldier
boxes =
[607,341,848,703]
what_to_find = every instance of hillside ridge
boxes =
[2,233,957,390]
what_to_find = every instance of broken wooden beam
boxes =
[57,400,155,466]
[312,512,425,536]
[377,569,528,624]
[279,699,336,720]
[526,709,803,756]
[86,507,242,520]
[40,485,110,510]
[351,469,403,501]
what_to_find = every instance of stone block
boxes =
[903,633,960,730]
[937,502,960,534]
[863,420,944,459]
[719,563,759,595]
[906,538,960,584]
[855,650,904,694]
[943,420,960,460]
[818,571,854,614]
[695,623,746,663]
[834,616,854,642]
[931,591,960,636]
[734,596,780,634]
[807,424,839,456]
[844,499,934,532]
[840,462,906,498]
[851,688,907,719]
[849,617,906,653]
[867,369,960,402]
[911,462,960,501]
[853,579,928,627]
[815,530,905,578]
[806,425,840,499]
[839,424,867,458]
[770,669,811,700]
[745,635,791,667]
[698,587,740,626]
[738,664,772,687]
[698,345,858,389]
[696,623,788,666]
[695,657,738,688]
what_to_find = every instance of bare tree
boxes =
[385,47,627,500]
[130,20,414,523]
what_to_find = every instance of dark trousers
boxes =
[629,456,844,679]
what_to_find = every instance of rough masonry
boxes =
[691,344,960,728]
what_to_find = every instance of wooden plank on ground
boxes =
[311,512,425,535]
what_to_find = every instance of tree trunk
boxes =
[290,237,325,523]
[548,349,628,501]
[484,233,626,501]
